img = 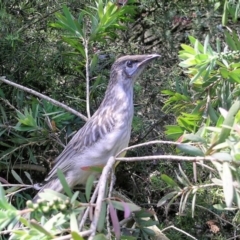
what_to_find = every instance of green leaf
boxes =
[214,2,221,11]
[222,162,233,207]
[177,144,204,156]
[70,213,79,232]
[190,64,208,84]
[30,221,54,237]
[93,234,108,240]
[110,200,141,212]
[71,231,85,240]
[192,192,196,218]
[137,219,159,227]
[180,44,196,54]
[203,35,209,54]
[24,171,33,185]
[165,125,184,140]
[134,209,154,218]
[157,191,178,207]
[71,191,80,203]
[208,102,219,123]
[38,189,68,201]
[222,0,228,26]
[214,100,240,146]
[141,227,156,236]
[211,152,232,161]
[57,169,73,198]
[178,164,191,186]
[225,31,237,50]
[11,170,23,184]
[213,204,226,210]
[161,174,180,189]
[85,174,95,202]
[183,134,207,144]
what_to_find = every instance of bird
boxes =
[33,54,160,202]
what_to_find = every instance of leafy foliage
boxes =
[1,0,240,239]
[160,8,240,238]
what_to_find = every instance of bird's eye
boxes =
[126,60,133,68]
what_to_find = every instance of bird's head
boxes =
[110,54,160,88]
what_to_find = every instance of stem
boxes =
[84,40,91,118]
[0,76,88,122]
[89,156,116,239]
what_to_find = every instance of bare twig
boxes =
[0,76,88,121]
[1,184,33,187]
[78,183,99,230]
[0,142,40,161]
[116,155,226,163]
[194,204,233,226]
[6,186,33,197]
[89,156,116,239]
[161,225,197,240]
[116,140,181,157]
[107,170,116,238]
[18,7,62,33]
[0,97,20,112]
[1,164,47,173]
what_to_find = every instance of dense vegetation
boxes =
[1,0,240,239]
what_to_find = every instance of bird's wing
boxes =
[44,110,116,182]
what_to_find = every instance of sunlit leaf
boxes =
[110,200,140,212]
[177,144,204,156]
[85,174,95,202]
[57,169,72,198]
[71,231,84,240]
[70,213,79,232]
[161,174,180,190]
[222,162,233,207]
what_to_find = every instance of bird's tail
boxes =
[32,178,64,203]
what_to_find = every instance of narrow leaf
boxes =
[222,162,233,207]
[157,191,178,207]
[11,170,23,184]
[177,144,204,156]
[70,213,79,232]
[109,202,121,240]
[110,200,141,212]
[57,169,73,198]
[85,174,95,202]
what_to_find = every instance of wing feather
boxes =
[45,110,116,182]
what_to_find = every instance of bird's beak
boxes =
[137,54,160,68]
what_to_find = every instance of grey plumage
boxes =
[34,54,159,201]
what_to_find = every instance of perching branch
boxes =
[0,76,88,122]
[116,140,181,157]
[116,155,223,163]
[89,156,116,239]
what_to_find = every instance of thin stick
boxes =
[116,155,231,163]
[107,170,115,238]
[116,140,181,157]
[78,183,99,230]
[0,76,88,121]
[89,156,116,239]
[161,225,197,240]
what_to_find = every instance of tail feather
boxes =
[33,178,67,202]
